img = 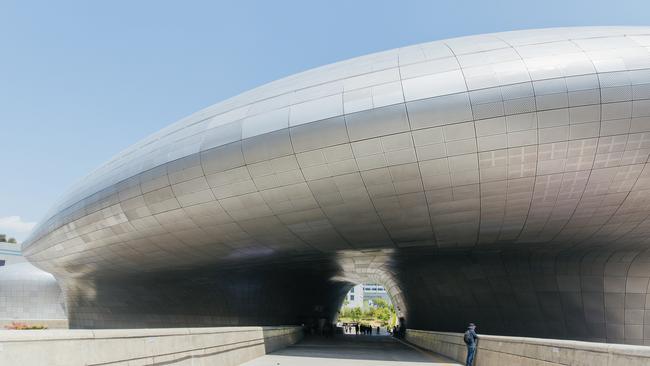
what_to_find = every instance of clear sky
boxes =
[1,0,648,241]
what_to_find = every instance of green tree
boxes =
[389,311,397,328]
[7,237,16,244]
[0,234,6,242]
[375,307,391,324]
[340,307,352,318]
[363,306,376,318]
[373,298,389,308]
[351,307,362,322]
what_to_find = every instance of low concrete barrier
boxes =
[406,329,650,366]
[0,325,302,365]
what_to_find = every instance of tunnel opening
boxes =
[324,250,410,339]
[335,282,398,336]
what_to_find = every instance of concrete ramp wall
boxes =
[406,329,650,366]
[0,326,302,366]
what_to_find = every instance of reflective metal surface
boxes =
[23,27,650,344]
[0,262,66,323]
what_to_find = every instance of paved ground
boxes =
[241,334,461,366]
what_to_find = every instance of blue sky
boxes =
[0,0,648,241]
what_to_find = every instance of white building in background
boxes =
[344,284,364,308]
[342,283,391,309]
[0,242,26,266]
[362,284,391,306]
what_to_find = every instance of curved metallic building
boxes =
[24,27,650,344]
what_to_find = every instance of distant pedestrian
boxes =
[463,323,478,366]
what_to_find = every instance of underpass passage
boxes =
[240,334,460,366]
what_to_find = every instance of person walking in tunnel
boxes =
[463,323,478,366]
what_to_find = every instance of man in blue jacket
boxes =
[463,323,478,366]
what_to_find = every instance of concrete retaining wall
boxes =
[405,329,650,366]
[0,326,302,366]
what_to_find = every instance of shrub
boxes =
[4,321,48,330]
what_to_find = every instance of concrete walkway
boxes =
[241,334,461,366]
